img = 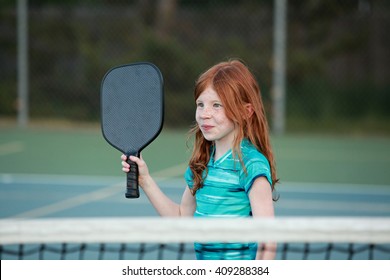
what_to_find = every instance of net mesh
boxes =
[1,217,389,260]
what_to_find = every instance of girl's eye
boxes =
[213,103,222,108]
[196,102,204,108]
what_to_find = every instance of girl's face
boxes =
[195,86,236,147]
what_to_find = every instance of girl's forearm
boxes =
[141,175,181,216]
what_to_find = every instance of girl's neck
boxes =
[212,128,238,161]
[214,138,234,161]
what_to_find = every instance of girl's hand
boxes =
[121,154,130,173]
[121,154,150,187]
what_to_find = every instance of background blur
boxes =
[1,0,389,133]
[1,1,390,263]
[0,0,389,220]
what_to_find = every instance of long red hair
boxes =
[188,60,279,198]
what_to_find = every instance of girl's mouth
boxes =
[201,125,214,132]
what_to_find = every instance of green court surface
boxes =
[1,126,390,219]
[0,127,389,186]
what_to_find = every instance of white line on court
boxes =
[110,196,390,214]
[1,168,389,218]
[277,182,390,196]
[277,147,390,162]
[0,141,24,156]
[2,173,389,196]
[0,162,188,186]
[277,199,390,213]
[0,173,122,186]
[10,182,124,218]
[2,163,188,218]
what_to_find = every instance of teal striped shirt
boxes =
[184,139,272,260]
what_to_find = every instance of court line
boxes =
[0,162,188,185]
[97,193,390,215]
[277,199,390,213]
[2,170,389,218]
[0,141,24,156]
[108,196,390,214]
[277,147,390,162]
[2,173,389,195]
[277,182,390,196]
[6,163,188,218]
[10,183,124,218]
[149,162,188,178]
[0,173,122,186]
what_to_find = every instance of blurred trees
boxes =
[0,0,389,133]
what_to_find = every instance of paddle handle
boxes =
[126,157,140,199]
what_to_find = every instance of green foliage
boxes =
[0,1,389,134]
[0,83,16,116]
[288,79,390,133]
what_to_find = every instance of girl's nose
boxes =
[200,106,212,118]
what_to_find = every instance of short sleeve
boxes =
[184,166,194,188]
[241,160,272,193]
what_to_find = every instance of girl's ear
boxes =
[245,104,254,119]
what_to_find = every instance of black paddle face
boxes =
[101,62,164,198]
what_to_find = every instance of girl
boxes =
[121,59,278,260]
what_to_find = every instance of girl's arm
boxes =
[122,155,196,217]
[248,176,276,260]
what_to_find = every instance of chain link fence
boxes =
[1,0,389,134]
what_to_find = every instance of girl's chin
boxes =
[201,134,215,141]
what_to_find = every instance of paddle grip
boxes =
[126,158,140,199]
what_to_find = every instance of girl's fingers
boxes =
[121,154,145,173]
[129,155,140,163]
[122,154,142,163]
[129,156,143,165]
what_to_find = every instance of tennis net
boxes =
[1,217,389,260]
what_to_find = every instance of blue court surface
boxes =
[1,173,390,218]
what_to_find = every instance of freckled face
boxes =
[195,86,236,146]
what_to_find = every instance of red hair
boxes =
[188,60,279,198]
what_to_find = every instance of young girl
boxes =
[121,59,278,260]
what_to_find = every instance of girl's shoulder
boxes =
[240,139,272,187]
[241,139,270,167]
